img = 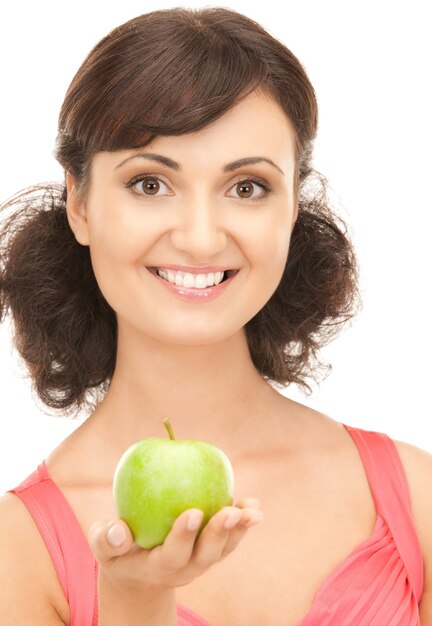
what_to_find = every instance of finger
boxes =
[237,506,265,529]
[189,506,242,571]
[234,497,261,510]
[221,508,264,558]
[151,509,205,572]
[88,518,135,565]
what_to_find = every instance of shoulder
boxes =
[392,439,432,617]
[391,438,432,537]
[0,492,69,624]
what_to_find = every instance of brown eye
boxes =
[127,175,170,197]
[140,177,160,195]
[236,181,254,199]
[229,178,271,202]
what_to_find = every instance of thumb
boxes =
[88,518,135,564]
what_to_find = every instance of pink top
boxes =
[7,423,423,625]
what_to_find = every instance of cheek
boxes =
[248,212,293,272]
[87,196,149,262]
[275,225,293,270]
[253,219,293,311]
[85,201,151,307]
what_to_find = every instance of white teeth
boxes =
[156,269,225,288]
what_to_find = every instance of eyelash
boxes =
[125,174,273,203]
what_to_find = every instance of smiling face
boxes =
[66,90,299,346]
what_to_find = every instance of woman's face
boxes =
[67,90,298,346]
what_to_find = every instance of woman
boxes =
[0,6,430,625]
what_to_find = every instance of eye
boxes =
[127,175,170,197]
[228,177,272,202]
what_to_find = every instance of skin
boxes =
[65,89,299,463]
[3,89,429,624]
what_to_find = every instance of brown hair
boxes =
[0,7,361,418]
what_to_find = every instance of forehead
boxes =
[93,91,296,176]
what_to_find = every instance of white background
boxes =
[0,0,431,493]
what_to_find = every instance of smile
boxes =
[146,267,239,302]
[149,268,237,289]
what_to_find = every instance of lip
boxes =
[146,267,239,302]
[147,265,237,274]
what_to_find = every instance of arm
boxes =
[1,487,262,625]
[0,494,67,625]
[393,440,432,622]
[98,571,177,626]
[90,498,263,625]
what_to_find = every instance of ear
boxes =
[65,173,90,246]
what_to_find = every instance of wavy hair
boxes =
[0,7,362,418]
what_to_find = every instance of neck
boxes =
[86,322,278,459]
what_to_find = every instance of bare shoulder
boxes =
[392,439,432,619]
[0,492,69,625]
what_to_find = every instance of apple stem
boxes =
[163,419,176,440]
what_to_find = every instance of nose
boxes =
[170,192,228,260]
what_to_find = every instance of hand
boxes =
[89,497,263,592]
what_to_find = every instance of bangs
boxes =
[57,11,270,167]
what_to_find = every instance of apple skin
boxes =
[113,436,235,549]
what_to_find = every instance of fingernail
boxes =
[187,511,203,531]
[243,516,263,528]
[224,509,241,529]
[107,524,126,547]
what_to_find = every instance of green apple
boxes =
[113,419,235,549]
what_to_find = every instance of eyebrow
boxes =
[114,152,285,175]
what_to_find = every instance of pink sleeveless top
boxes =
[7,424,424,625]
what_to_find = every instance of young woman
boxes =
[0,7,430,625]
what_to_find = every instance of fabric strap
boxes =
[9,462,98,625]
[343,424,424,603]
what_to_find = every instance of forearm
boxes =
[98,573,177,626]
